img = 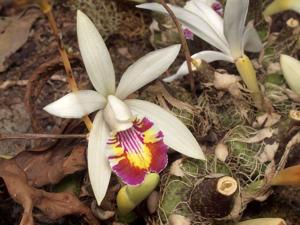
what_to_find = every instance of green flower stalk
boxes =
[138,0,265,109]
[235,55,263,109]
[117,173,160,215]
[263,0,300,16]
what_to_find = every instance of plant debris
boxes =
[0,8,41,72]
[0,145,98,225]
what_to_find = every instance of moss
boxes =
[181,158,203,176]
[218,106,246,131]
[52,174,81,195]
[243,180,265,194]
[159,177,192,222]
[265,73,285,85]
[257,29,268,40]
[265,82,300,115]
[225,126,267,188]
[65,0,147,40]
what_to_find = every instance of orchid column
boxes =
[138,0,265,109]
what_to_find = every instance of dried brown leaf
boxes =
[0,8,41,72]
[213,72,242,99]
[147,191,159,214]
[169,158,184,177]
[284,88,300,102]
[215,143,229,162]
[0,144,98,224]
[148,82,195,114]
[253,113,281,128]
[91,201,115,220]
[267,62,281,74]
[168,214,191,225]
[15,145,86,187]
[242,128,275,143]
[258,142,279,163]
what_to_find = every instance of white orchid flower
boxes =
[137,0,262,82]
[186,0,223,16]
[280,54,300,94]
[43,10,205,205]
[138,0,265,109]
[183,0,223,40]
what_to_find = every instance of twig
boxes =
[0,133,87,140]
[0,76,66,90]
[277,132,300,172]
[37,0,93,130]
[0,80,28,90]
[160,0,195,93]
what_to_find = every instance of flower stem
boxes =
[117,173,159,216]
[160,0,195,93]
[0,133,87,140]
[235,55,264,110]
[37,0,92,130]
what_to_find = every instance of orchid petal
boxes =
[186,0,226,44]
[126,99,205,160]
[224,0,249,58]
[43,90,106,118]
[163,51,234,82]
[115,45,181,99]
[77,10,115,96]
[280,54,300,94]
[137,3,230,54]
[243,22,263,53]
[196,0,217,5]
[88,111,111,205]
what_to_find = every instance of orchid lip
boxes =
[107,117,168,186]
